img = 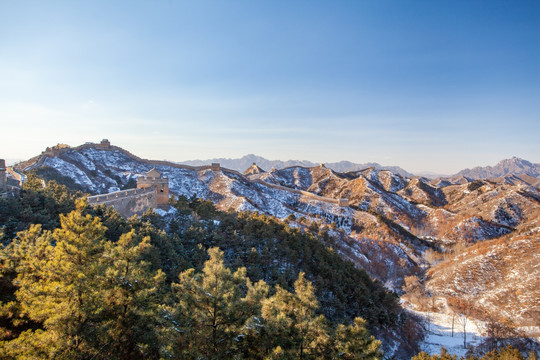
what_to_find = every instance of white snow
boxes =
[153,207,178,216]
[43,157,96,190]
[410,308,486,357]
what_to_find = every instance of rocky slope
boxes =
[425,229,540,333]
[14,142,540,321]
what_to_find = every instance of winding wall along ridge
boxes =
[86,186,156,204]
[21,142,346,207]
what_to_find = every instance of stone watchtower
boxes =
[98,139,111,148]
[0,159,6,192]
[338,198,349,207]
[137,168,169,206]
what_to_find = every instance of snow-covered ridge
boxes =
[19,143,540,252]
[13,142,540,360]
[18,142,540,330]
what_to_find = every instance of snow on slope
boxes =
[32,147,357,224]
[253,166,314,190]
[411,308,485,357]
[43,157,96,190]
[426,234,540,328]
[22,145,428,286]
[29,144,537,247]
[22,144,540,324]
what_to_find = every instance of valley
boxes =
[2,140,539,358]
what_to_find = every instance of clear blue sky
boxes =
[1,0,539,174]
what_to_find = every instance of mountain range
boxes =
[9,141,540,350]
[180,154,415,177]
[457,156,540,179]
[181,154,540,184]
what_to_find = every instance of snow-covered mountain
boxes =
[455,157,540,181]
[180,153,415,177]
[424,158,540,191]
[15,142,540,339]
[426,230,540,334]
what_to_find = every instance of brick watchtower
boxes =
[98,139,111,148]
[0,159,6,193]
[137,168,169,206]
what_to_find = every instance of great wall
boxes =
[0,159,23,198]
[0,159,5,196]
[87,186,160,218]
[10,140,350,216]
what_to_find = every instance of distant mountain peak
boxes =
[456,157,540,180]
[498,156,533,167]
[243,162,266,176]
[181,154,414,177]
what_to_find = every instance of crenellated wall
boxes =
[25,140,351,211]
[87,187,157,218]
[136,169,169,205]
[6,167,24,187]
[0,159,6,193]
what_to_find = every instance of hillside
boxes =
[1,181,409,358]
[14,143,425,289]
[425,229,540,333]
[11,141,540,354]
[15,143,540,277]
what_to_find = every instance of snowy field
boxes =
[412,310,485,357]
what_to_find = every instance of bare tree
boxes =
[448,297,471,349]
[451,312,456,337]
[458,312,468,349]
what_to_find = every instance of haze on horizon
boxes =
[0,1,539,174]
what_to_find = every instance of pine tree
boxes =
[167,247,268,359]
[2,201,168,359]
[1,201,107,359]
[331,317,383,360]
[261,272,330,359]
[97,230,166,359]
[0,224,53,346]
[16,201,107,358]
[412,348,457,360]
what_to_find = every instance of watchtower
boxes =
[338,198,349,207]
[98,139,111,148]
[0,159,6,192]
[137,168,169,206]
[211,163,220,171]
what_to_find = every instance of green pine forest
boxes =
[0,177,536,359]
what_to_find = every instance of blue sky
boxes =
[0,1,539,174]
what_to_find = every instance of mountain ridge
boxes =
[180,154,540,184]
[455,156,540,179]
[6,140,540,356]
[180,153,415,177]
[14,143,539,182]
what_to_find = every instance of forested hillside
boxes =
[0,177,417,359]
[3,142,539,358]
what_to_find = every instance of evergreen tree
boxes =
[331,317,383,360]
[0,175,80,243]
[412,348,457,360]
[0,225,53,344]
[1,202,168,359]
[261,272,330,359]
[167,247,268,359]
[97,230,166,359]
[3,200,107,359]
